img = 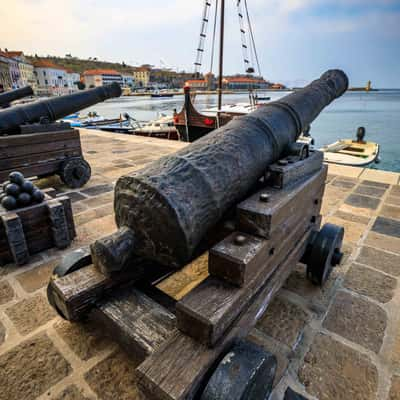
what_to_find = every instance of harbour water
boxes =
[83,89,400,173]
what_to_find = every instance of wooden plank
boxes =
[0,138,81,160]
[268,150,324,189]
[237,165,326,238]
[0,128,78,147]
[57,196,76,239]
[1,213,29,265]
[0,160,63,182]
[208,202,321,299]
[50,261,174,321]
[92,286,176,359]
[0,196,77,263]
[176,214,315,346]
[210,187,323,287]
[136,231,311,400]
[47,200,71,249]
[0,147,82,170]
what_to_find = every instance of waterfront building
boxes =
[223,76,270,90]
[65,69,80,92]
[122,74,135,88]
[33,59,77,96]
[0,51,20,89]
[170,71,197,89]
[184,79,208,90]
[4,51,36,90]
[83,69,123,88]
[0,55,12,92]
[133,66,151,87]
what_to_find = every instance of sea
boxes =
[83,89,400,173]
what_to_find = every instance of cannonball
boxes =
[9,171,25,186]
[32,189,45,203]
[17,192,32,207]
[4,183,21,197]
[1,195,17,210]
[0,192,6,203]
[21,180,35,194]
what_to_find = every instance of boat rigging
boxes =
[173,0,268,142]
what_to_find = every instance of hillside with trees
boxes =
[26,54,135,74]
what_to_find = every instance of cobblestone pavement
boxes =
[0,129,399,400]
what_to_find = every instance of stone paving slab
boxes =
[0,129,399,400]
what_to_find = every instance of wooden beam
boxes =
[49,261,173,321]
[237,165,326,238]
[47,200,71,249]
[268,150,324,189]
[210,191,322,287]
[1,213,29,265]
[92,286,176,359]
[176,214,315,346]
[136,231,311,400]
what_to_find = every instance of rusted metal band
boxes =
[271,101,303,135]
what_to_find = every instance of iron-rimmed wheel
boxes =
[47,248,92,319]
[200,340,277,400]
[304,223,344,286]
[59,157,91,189]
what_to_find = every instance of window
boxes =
[43,71,46,76]
[45,79,48,85]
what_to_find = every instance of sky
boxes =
[1,0,399,88]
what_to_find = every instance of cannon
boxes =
[47,70,348,400]
[0,86,34,109]
[92,70,348,272]
[0,83,121,188]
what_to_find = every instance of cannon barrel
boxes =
[0,83,122,134]
[97,70,348,270]
[0,86,34,108]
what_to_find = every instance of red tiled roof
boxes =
[83,69,121,76]
[4,51,23,58]
[224,77,267,83]
[33,59,66,70]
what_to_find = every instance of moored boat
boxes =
[134,115,179,140]
[321,127,380,167]
[173,0,268,142]
[150,90,174,98]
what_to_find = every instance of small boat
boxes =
[151,90,174,98]
[61,111,106,128]
[321,127,380,167]
[134,114,179,140]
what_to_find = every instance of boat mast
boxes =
[217,0,225,111]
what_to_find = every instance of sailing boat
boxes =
[173,0,267,142]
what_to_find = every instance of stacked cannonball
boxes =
[0,172,45,211]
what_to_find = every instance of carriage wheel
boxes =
[47,248,92,319]
[303,223,344,286]
[200,340,277,400]
[60,157,91,188]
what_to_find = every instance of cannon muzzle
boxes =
[0,83,122,134]
[0,86,34,109]
[93,69,348,272]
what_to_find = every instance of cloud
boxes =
[0,0,399,86]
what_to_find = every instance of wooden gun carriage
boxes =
[0,83,121,188]
[47,70,348,400]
